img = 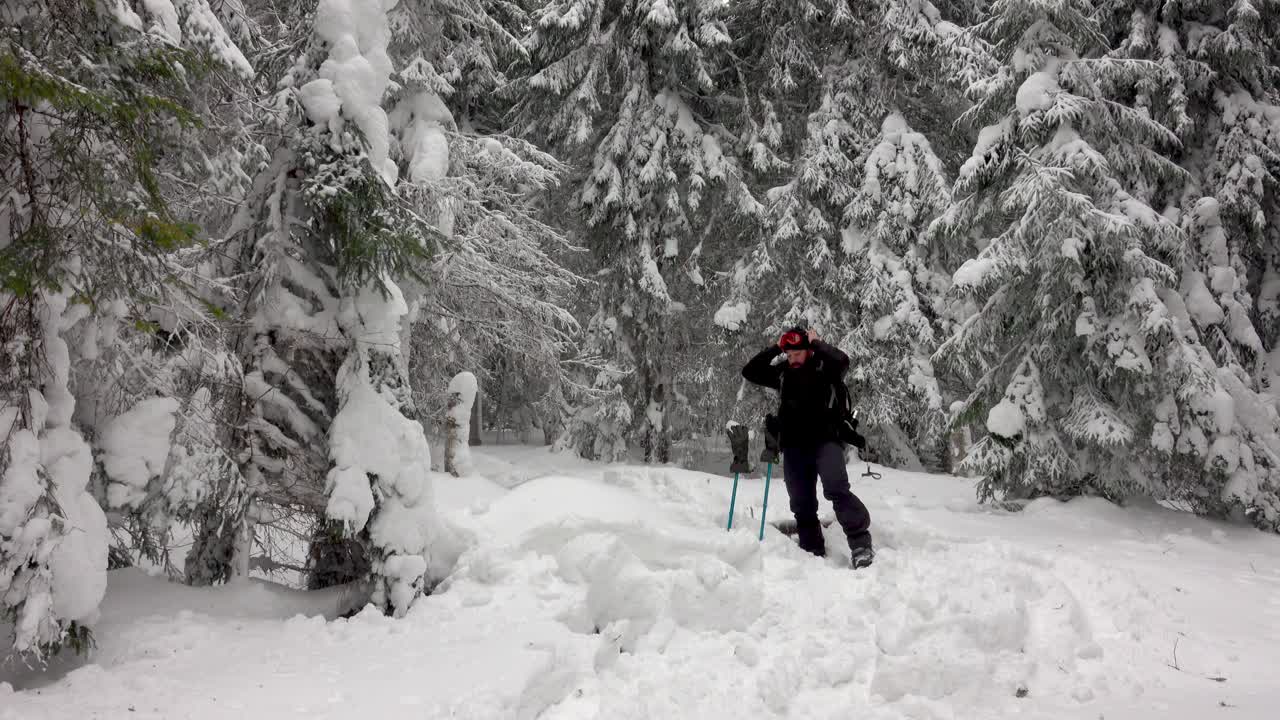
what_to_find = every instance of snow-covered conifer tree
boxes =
[1105,3,1277,341]
[68,314,250,586]
[225,0,451,614]
[385,0,583,446]
[724,0,885,338]
[510,0,761,462]
[933,0,1280,528]
[721,0,980,465]
[841,113,954,467]
[1100,1,1280,471]
[555,308,635,462]
[726,0,984,308]
[388,0,525,131]
[220,0,577,596]
[1,0,250,653]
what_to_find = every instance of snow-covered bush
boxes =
[445,372,477,476]
[1,290,108,656]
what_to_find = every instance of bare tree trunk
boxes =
[950,426,972,474]
[229,511,255,584]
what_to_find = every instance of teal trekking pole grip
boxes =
[758,462,772,541]
[727,472,740,530]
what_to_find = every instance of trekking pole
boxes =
[850,407,882,480]
[758,415,781,542]
[727,471,740,530]
[758,461,772,541]
[726,423,751,532]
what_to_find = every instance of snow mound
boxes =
[447,372,478,405]
[391,92,453,184]
[0,568,361,692]
[297,78,341,123]
[552,531,763,641]
[881,111,909,135]
[440,469,1158,718]
[432,473,508,533]
[958,118,1012,179]
[46,459,109,624]
[868,539,1104,705]
[441,473,766,708]
[7,453,1280,719]
[470,475,756,563]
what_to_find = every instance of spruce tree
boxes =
[1,0,249,653]
[225,0,449,613]
[510,0,761,462]
[722,0,980,465]
[724,0,887,339]
[842,113,954,467]
[933,0,1280,529]
[1096,0,1280,526]
[1102,0,1280,377]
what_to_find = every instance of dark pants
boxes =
[782,442,872,556]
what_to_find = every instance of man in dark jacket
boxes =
[742,327,874,568]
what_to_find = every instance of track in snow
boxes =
[441,467,1154,719]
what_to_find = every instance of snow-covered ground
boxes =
[3,445,1279,719]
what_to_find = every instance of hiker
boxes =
[741,327,875,569]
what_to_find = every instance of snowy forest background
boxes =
[2,0,1279,658]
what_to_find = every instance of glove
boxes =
[849,429,867,450]
[760,414,781,463]
[836,417,865,449]
[726,424,752,474]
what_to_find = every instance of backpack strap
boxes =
[830,376,852,415]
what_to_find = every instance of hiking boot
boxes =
[794,517,826,557]
[850,546,874,570]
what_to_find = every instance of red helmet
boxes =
[779,329,809,350]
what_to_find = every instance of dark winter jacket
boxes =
[741,340,850,449]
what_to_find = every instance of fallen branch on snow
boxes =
[1167,633,1228,683]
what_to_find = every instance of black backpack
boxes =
[777,361,866,450]
[829,379,866,449]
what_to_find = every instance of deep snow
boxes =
[3,445,1279,719]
